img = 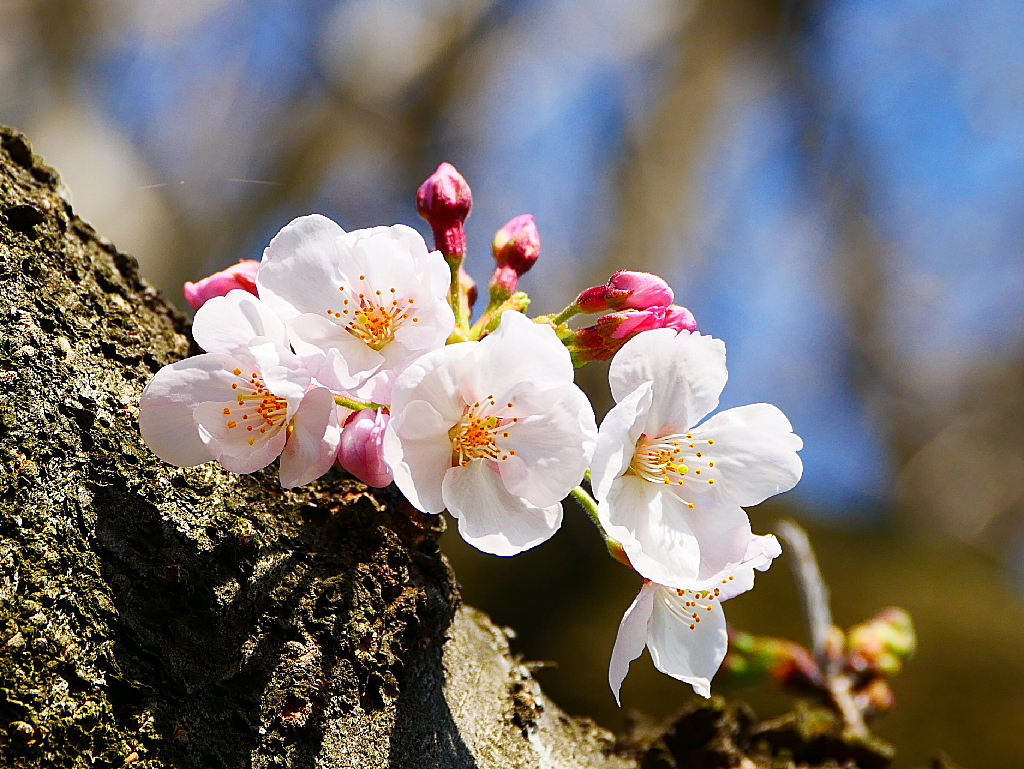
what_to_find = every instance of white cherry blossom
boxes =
[609,534,780,703]
[139,290,342,488]
[591,329,802,589]
[383,311,597,555]
[256,214,455,401]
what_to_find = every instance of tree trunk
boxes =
[0,126,635,769]
[0,125,914,769]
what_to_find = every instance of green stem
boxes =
[551,302,582,326]
[334,395,387,411]
[447,257,469,333]
[571,485,603,532]
[571,482,632,567]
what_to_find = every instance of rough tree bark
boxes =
[0,126,908,769]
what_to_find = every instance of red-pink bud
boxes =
[417,162,472,227]
[566,305,697,363]
[490,215,541,301]
[337,409,392,488]
[493,214,540,274]
[576,270,674,313]
[184,260,260,310]
[417,163,472,264]
[609,270,674,309]
[662,304,697,333]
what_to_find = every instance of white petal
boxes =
[609,581,658,705]
[648,586,729,698]
[193,400,287,474]
[391,295,455,352]
[599,476,701,588]
[192,291,288,353]
[351,369,397,406]
[691,403,803,507]
[709,566,757,602]
[591,382,653,503]
[463,311,574,404]
[341,224,431,291]
[289,313,383,390]
[257,214,348,320]
[279,388,342,488]
[689,535,780,599]
[139,353,248,467]
[748,533,782,570]
[663,492,753,587]
[384,399,456,513]
[609,329,727,434]
[245,340,310,404]
[497,384,597,508]
[425,248,452,299]
[442,460,562,556]
[390,342,476,422]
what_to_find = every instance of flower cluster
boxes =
[139,162,802,705]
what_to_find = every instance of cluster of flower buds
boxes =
[724,630,821,692]
[532,269,698,365]
[722,607,915,719]
[565,302,697,365]
[142,161,810,709]
[846,607,915,678]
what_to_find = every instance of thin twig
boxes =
[775,519,869,739]
[775,519,834,675]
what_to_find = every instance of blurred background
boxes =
[4,0,1024,764]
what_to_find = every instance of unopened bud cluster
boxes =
[723,607,916,718]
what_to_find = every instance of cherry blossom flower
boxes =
[139,290,342,487]
[609,534,781,703]
[256,215,455,401]
[338,408,393,488]
[383,311,597,555]
[591,328,802,589]
[183,259,260,310]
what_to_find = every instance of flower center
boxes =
[629,432,718,504]
[324,281,420,351]
[225,368,290,446]
[448,397,519,467]
[661,582,730,631]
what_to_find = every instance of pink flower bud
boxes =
[662,304,697,333]
[183,260,260,310]
[337,408,393,488]
[566,305,697,363]
[490,214,540,300]
[417,163,472,263]
[417,162,472,226]
[493,214,540,274]
[576,270,674,313]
